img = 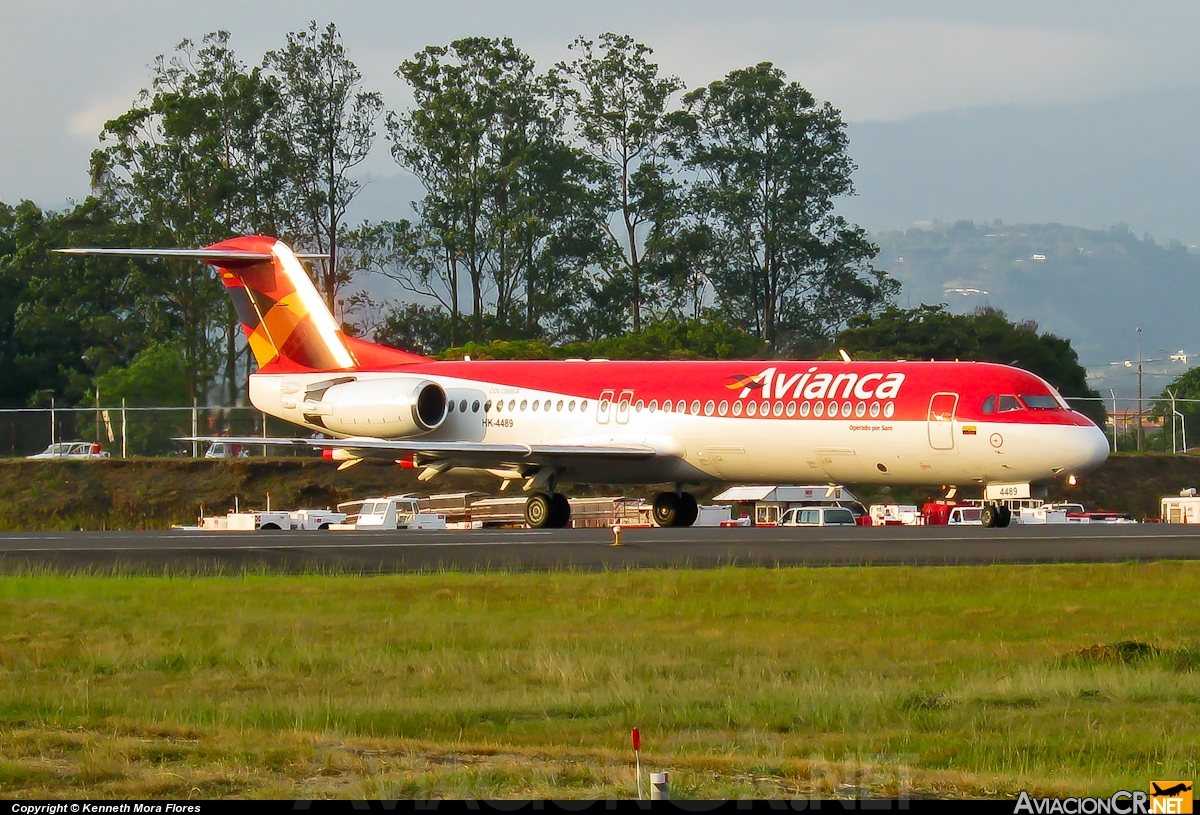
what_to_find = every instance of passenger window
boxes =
[472,400,480,413]
[800,510,817,525]
[982,395,996,414]
[557,400,564,411]
[998,395,1022,412]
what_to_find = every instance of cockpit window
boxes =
[982,395,996,414]
[998,395,1022,412]
[1020,394,1059,409]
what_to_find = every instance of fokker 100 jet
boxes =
[60,237,1109,528]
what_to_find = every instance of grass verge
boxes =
[0,563,1197,798]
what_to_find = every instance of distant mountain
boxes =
[840,85,1200,249]
[874,221,1200,393]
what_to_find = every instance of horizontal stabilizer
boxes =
[59,236,355,371]
[56,248,328,262]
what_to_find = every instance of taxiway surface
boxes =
[1,524,1199,573]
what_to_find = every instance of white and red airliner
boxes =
[61,236,1109,528]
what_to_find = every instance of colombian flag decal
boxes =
[963,426,978,435]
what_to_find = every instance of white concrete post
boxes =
[650,772,670,800]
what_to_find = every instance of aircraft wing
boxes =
[179,436,659,468]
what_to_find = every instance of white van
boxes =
[777,506,859,527]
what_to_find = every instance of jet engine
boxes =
[291,377,447,438]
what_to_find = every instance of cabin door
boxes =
[597,389,615,424]
[927,392,958,450]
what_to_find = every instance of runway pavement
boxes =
[2,523,1200,573]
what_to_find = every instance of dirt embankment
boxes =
[0,454,1193,531]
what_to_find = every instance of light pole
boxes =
[1109,388,1118,451]
[1106,338,1195,454]
[1137,327,1143,452]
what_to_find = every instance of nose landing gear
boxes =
[981,503,1012,528]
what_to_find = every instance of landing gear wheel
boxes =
[525,493,552,528]
[996,506,1012,528]
[652,492,681,527]
[981,505,998,528]
[548,492,572,528]
[678,492,699,527]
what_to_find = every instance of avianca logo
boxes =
[726,367,906,401]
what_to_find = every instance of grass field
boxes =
[0,563,1198,799]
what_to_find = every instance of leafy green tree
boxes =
[372,302,467,357]
[92,342,191,406]
[554,34,686,331]
[0,198,172,406]
[266,21,383,309]
[836,304,1105,424]
[388,37,602,343]
[344,219,462,343]
[90,31,290,402]
[678,63,896,352]
[435,315,768,361]
[1152,367,1200,452]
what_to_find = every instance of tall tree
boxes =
[90,31,286,401]
[554,34,685,332]
[679,63,896,352]
[266,21,383,310]
[389,37,601,343]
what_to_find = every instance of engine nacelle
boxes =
[300,377,447,438]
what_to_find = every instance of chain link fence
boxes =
[0,396,1196,459]
[0,403,316,459]
[1066,395,1194,453]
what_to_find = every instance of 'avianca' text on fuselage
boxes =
[56,236,1111,529]
[726,367,906,402]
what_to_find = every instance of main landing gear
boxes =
[524,492,571,529]
[980,503,1012,528]
[652,491,698,527]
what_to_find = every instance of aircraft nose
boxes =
[1066,424,1110,475]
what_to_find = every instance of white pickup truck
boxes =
[777,506,859,527]
[333,496,447,530]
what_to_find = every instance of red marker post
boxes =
[632,727,643,799]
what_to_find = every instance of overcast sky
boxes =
[3,1,1199,241]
